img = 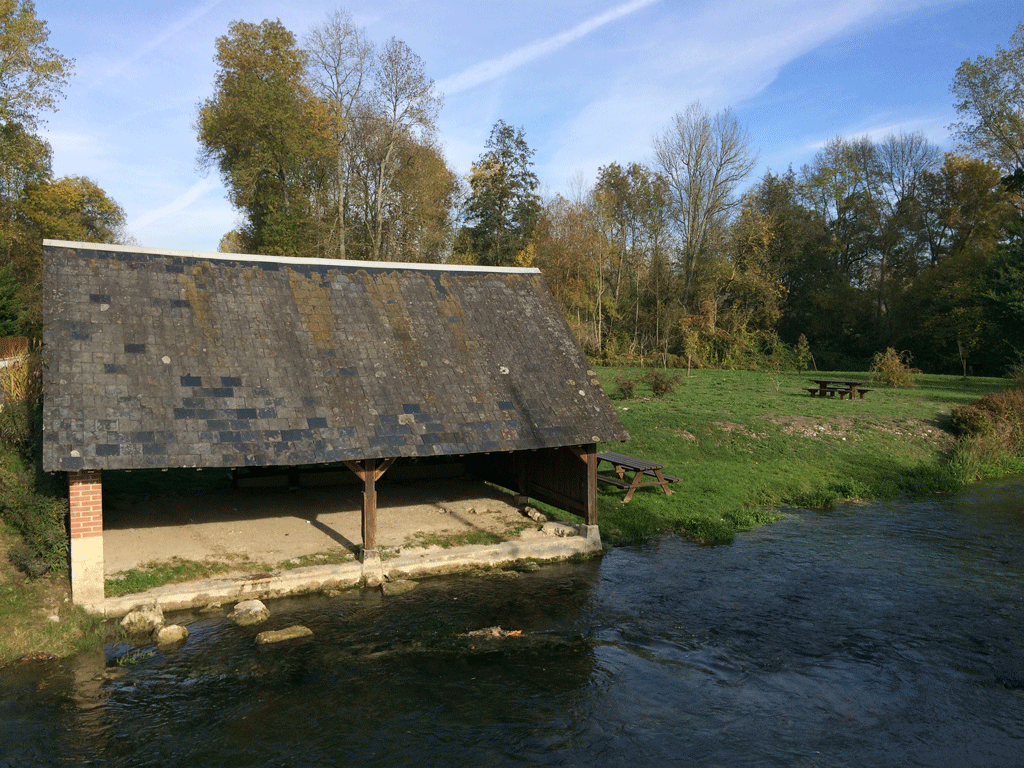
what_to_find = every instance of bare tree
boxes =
[653,102,757,305]
[305,10,373,259]
[368,37,442,259]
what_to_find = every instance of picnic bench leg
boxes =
[652,468,675,496]
[621,471,645,503]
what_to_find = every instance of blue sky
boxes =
[35,0,1022,252]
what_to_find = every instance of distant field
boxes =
[581,368,1021,544]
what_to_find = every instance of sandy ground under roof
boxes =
[101,475,544,577]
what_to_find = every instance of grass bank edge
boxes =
[576,367,1023,545]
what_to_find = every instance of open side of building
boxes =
[41,240,629,610]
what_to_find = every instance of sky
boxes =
[33,0,1023,253]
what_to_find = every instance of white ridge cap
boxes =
[42,239,541,275]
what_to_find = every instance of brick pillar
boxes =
[69,469,104,609]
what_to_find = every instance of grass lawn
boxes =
[580,367,1022,544]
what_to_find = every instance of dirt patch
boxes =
[714,421,766,439]
[102,478,537,577]
[764,414,953,446]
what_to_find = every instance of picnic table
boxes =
[597,451,680,503]
[806,378,872,400]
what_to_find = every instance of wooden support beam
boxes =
[565,444,599,526]
[343,457,397,553]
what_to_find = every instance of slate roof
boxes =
[42,241,628,473]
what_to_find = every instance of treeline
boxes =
[0,1,126,335]
[3,4,1021,378]
[197,14,1024,377]
[535,135,1023,376]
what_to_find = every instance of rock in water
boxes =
[255,625,313,645]
[228,599,270,626]
[381,579,417,596]
[120,603,164,634]
[153,624,190,648]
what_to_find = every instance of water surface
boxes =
[2,480,1023,766]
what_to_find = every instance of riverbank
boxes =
[1,367,1021,665]
[584,368,1022,543]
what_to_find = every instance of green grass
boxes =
[582,367,1022,544]
[0,524,112,666]
[104,555,271,597]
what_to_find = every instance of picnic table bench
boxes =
[806,378,873,400]
[597,451,680,503]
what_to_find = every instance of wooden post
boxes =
[343,457,396,557]
[567,443,599,527]
[583,444,598,527]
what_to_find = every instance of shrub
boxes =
[613,375,638,400]
[869,348,920,388]
[1,467,69,577]
[950,404,993,438]
[644,368,676,397]
[0,349,41,460]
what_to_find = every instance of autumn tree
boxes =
[0,2,122,332]
[196,19,328,256]
[0,0,72,131]
[950,23,1024,176]
[461,120,541,267]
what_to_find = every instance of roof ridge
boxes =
[42,240,541,276]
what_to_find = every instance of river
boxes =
[2,479,1023,766]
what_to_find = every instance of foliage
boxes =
[460,120,541,267]
[196,19,325,257]
[643,367,676,397]
[0,263,26,336]
[869,348,920,388]
[0,447,67,577]
[653,101,756,307]
[0,345,38,456]
[950,23,1024,175]
[613,374,637,400]
[795,334,812,372]
[0,0,73,131]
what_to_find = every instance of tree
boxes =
[532,193,607,354]
[461,120,541,267]
[305,10,373,259]
[23,175,126,243]
[653,102,757,306]
[950,23,1024,176]
[366,37,441,260]
[196,19,328,256]
[0,0,72,131]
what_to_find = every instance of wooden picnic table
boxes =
[807,378,872,400]
[597,451,680,503]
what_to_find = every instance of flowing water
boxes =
[3,480,1024,767]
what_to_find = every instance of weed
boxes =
[114,648,157,666]
[279,549,357,569]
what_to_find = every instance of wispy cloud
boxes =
[88,0,226,89]
[132,177,222,232]
[436,0,661,96]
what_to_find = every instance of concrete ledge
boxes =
[98,528,603,618]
